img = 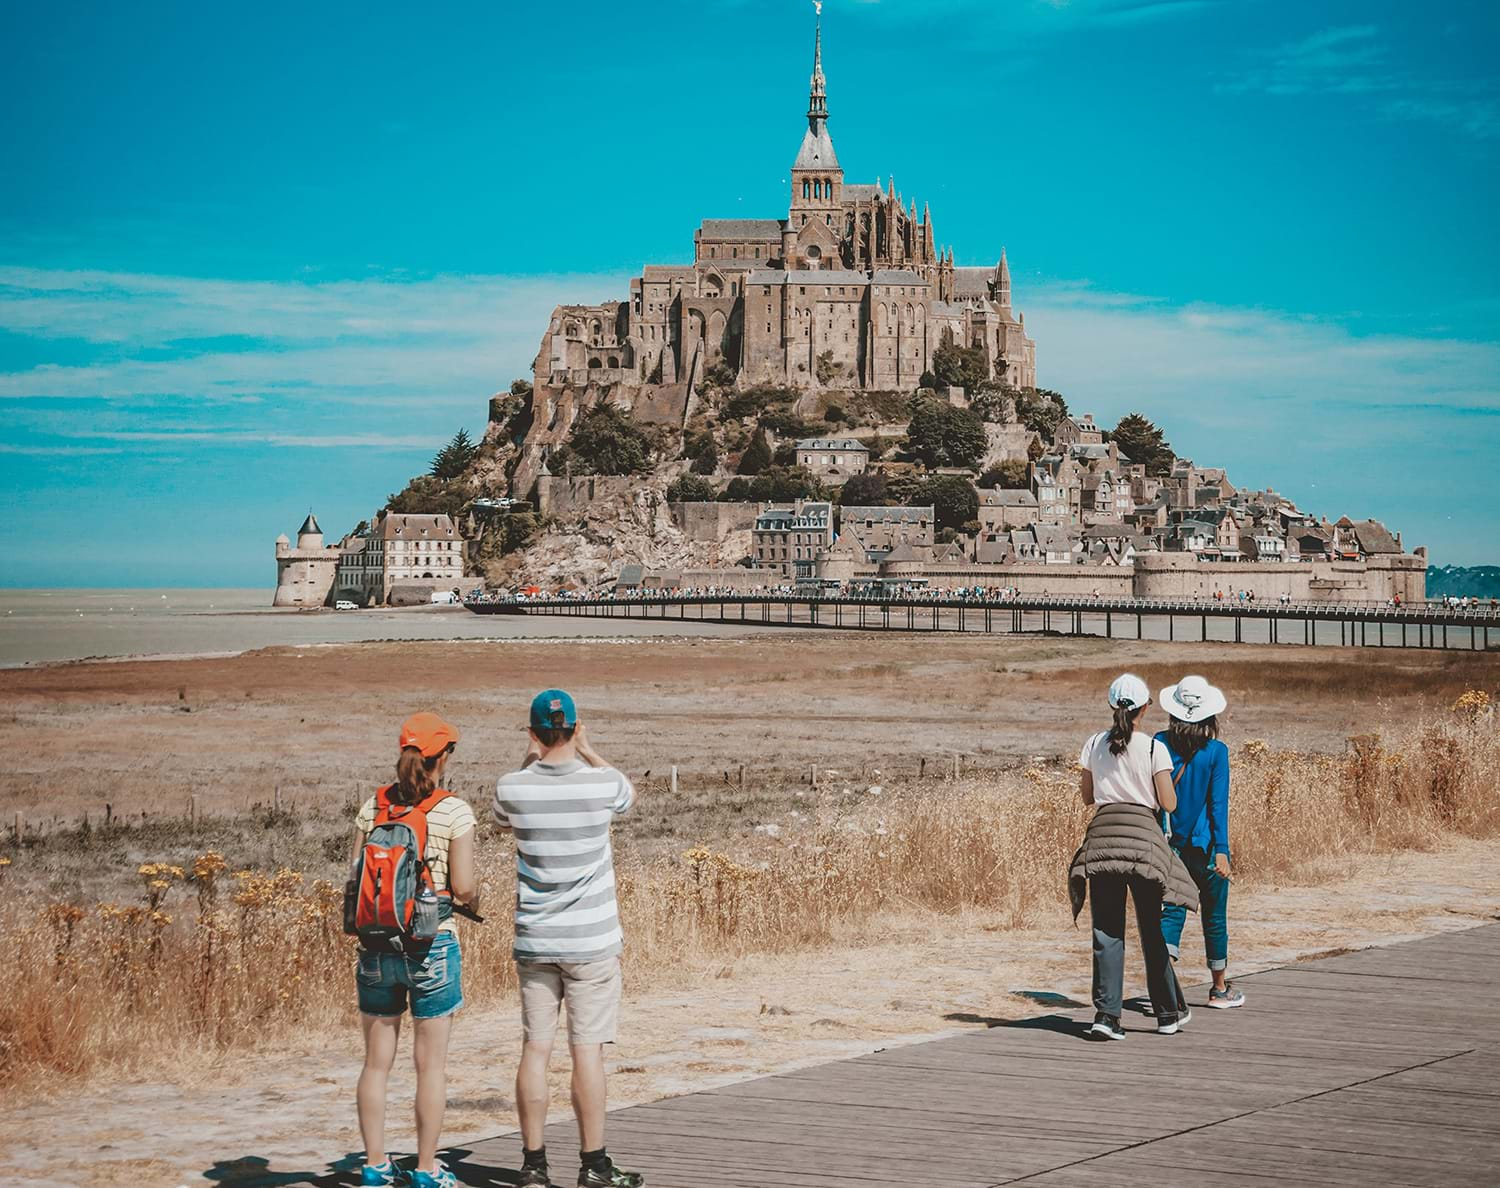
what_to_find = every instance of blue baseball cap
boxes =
[529,688,578,729]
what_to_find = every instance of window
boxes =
[802,180,811,199]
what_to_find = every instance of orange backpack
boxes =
[343,786,450,953]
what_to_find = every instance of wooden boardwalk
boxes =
[440,923,1500,1187]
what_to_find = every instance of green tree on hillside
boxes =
[737,428,773,475]
[906,399,987,469]
[430,428,479,480]
[1014,387,1069,438]
[552,405,653,475]
[719,466,825,503]
[838,471,889,506]
[931,341,990,392]
[978,459,1029,489]
[667,474,719,502]
[915,474,980,534]
[1111,412,1175,476]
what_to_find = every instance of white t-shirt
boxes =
[1078,730,1172,808]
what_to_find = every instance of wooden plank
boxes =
[345,924,1500,1188]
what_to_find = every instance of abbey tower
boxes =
[531,10,1035,399]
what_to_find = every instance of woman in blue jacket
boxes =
[1157,676,1246,1009]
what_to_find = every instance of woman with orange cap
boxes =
[351,712,478,1188]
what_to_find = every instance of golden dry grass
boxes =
[1,697,1496,1094]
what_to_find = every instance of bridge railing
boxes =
[465,589,1500,623]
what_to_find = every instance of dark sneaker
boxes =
[1087,1012,1125,1041]
[1157,1006,1191,1035]
[517,1169,553,1188]
[578,1162,643,1188]
[1208,983,1246,1008]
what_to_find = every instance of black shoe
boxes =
[517,1169,553,1188]
[1157,1006,1192,1034]
[1087,1012,1125,1041]
[577,1162,643,1188]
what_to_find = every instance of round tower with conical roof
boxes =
[273,510,342,608]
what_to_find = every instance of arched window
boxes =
[813,180,822,199]
[802,180,810,199]
[607,356,619,367]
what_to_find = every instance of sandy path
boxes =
[7,838,1498,1187]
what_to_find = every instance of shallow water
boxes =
[0,588,768,666]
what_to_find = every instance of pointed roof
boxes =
[794,124,840,170]
[298,512,321,536]
[794,6,840,172]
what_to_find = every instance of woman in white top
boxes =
[1075,673,1186,1040]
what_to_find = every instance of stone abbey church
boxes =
[535,15,1037,396]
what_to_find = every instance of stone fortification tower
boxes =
[273,512,341,607]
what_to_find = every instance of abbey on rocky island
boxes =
[534,12,1036,396]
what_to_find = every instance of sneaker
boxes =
[1208,983,1246,1009]
[410,1164,459,1188]
[518,1169,553,1188]
[362,1162,406,1186]
[1157,1006,1192,1034]
[577,1160,644,1187]
[1087,1012,1125,1041]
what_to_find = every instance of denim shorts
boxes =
[355,931,463,1020]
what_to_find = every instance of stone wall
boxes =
[273,554,339,607]
[536,474,641,520]
[669,501,762,542]
[640,566,767,592]
[1132,553,1428,603]
[913,564,1134,596]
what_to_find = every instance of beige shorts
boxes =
[518,956,622,1046]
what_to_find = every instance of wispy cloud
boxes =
[0,267,627,450]
[1218,24,1499,140]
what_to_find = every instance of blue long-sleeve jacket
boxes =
[1154,732,1230,857]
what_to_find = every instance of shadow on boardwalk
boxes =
[216,924,1500,1188]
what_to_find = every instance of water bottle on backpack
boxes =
[343,784,451,953]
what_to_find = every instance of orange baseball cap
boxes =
[399,712,459,757]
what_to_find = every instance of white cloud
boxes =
[0,268,629,449]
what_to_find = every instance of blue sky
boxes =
[2,0,1497,586]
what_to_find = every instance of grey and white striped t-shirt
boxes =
[493,758,635,963]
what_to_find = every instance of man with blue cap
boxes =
[493,690,643,1188]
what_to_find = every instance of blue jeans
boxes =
[1161,845,1229,972]
[355,931,464,1019]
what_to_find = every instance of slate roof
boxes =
[952,268,994,297]
[842,184,883,202]
[1344,518,1401,554]
[980,489,1038,507]
[746,269,871,285]
[843,505,934,524]
[379,513,458,540]
[793,124,841,171]
[871,269,928,284]
[298,513,321,536]
[698,219,784,241]
[796,437,869,452]
[1032,524,1075,553]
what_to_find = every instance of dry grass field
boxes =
[0,634,1497,1183]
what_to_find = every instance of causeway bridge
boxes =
[468,592,1499,651]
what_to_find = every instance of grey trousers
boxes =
[1089,872,1182,1019]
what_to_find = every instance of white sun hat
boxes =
[1161,674,1227,722]
[1107,673,1151,710]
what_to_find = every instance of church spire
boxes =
[997,247,1012,307]
[808,3,828,130]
